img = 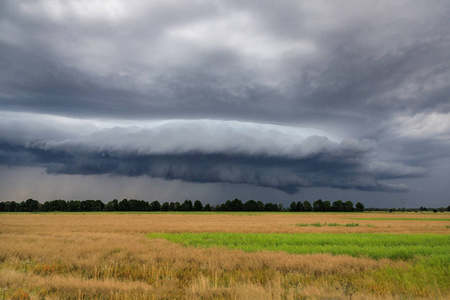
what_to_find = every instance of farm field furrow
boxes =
[0,212,449,299]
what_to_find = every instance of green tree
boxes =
[231,199,244,211]
[118,199,129,211]
[323,201,331,212]
[303,201,312,212]
[149,201,161,211]
[24,198,40,212]
[264,202,279,211]
[105,199,119,211]
[256,201,265,211]
[296,201,304,212]
[4,201,17,212]
[161,202,170,211]
[67,200,81,212]
[181,200,193,211]
[244,200,258,211]
[313,199,324,212]
[204,203,212,211]
[332,200,344,212]
[289,201,297,212]
[355,202,364,212]
[194,200,203,211]
[344,201,354,212]
[94,200,105,211]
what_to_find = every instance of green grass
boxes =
[296,222,359,227]
[148,232,450,261]
[347,218,450,221]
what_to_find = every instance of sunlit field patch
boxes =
[147,232,450,261]
[347,217,450,221]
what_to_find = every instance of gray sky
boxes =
[1,0,449,208]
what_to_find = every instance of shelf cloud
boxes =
[0,0,448,206]
[0,116,425,194]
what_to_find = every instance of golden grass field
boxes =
[0,212,449,299]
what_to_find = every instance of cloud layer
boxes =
[1,1,449,129]
[0,1,449,203]
[0,115,425,194]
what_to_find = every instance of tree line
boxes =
[0,198,448,213]
[0,198,366,212]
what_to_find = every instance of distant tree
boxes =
[303,201,312,212]
[218,199,244,211]
[174,202,181,211]
[245,200,258,212]
[217,200,230,211]
[332,200,344,212]
[140,200,150,211]
[161,202,170,211]
[256,201,265,211]
[323,201,331,212]
[128,199,140,211]
[67,200,81,212]
[230,199,244,211]
[16,201,25,212]
[40,201,51,212]
[149,201,161,211]
[313,199,324,212]
[118,199,129,211]
[57,199,68,211]
[41,199,67,212]
[264,202,279,211]
[193,200,203,211]
[181,200,193,211]
[105,199,119,211]
[1,201,16,212]
[289,201,297,212]
[204,203,212,211]
[447,205,450,212]
[24,198,40,212]
[296,201,304,212]
[438,207,445,213]
[80,200,101,211]
[344,201,354,212]
[94,200,105,211]
[355,202,365,212]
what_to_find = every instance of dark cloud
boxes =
[0,118,425,194]
[0,1,448,129]
[0,1,449,205]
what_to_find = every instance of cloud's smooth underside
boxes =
[0,0,449,201]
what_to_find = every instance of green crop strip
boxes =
[347,218,450,221]
[148,233,450,261]
[296,222,359,227]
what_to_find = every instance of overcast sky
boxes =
[1,0,449,208]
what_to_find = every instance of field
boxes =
[0,212,449,299]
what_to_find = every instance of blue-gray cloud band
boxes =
[0,119,425,194]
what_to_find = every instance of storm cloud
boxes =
[0,115,425,194]
[0,1,449,205]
